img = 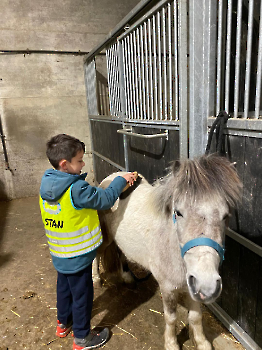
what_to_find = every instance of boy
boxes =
[39,134,136,350]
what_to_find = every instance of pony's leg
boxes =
[92,256,101,284]
[161,289,180,350]
[187,297,212,350]
[119,251,135,284]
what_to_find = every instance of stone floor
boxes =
[0,197,246,350]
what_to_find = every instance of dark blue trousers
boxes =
[56,264,93,339]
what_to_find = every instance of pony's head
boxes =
[156,154,242,303]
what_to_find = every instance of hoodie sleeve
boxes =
[71,176,127,210]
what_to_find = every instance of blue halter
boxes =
[173,213,225,263]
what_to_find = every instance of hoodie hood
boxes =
[40,169,87,201]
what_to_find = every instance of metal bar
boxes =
[89,114,179,128]
[188,0,217,157]
[108,47,116,116]
[127,36,136,119]
[130,34,137,119]
[178,0,188,158]
[216,0,223,115]
[157,11,162,120]
[207,116,262,132]
[243,0,254,119]
[153,14,158,120]
[144,21,150,120]
[116,43,121,116]
[118,41,127,118]
[124,38,131,118]
[112,43,120,116]
[148,18,154,120]
[106,49,114,115]
[136,28,143,119]
[189,0,204,158]
[123,39,129,117]
[123,133,130,171]
[174,0,179,122]
[226,228,262,258]
[162,7,168,120]
[92,150,126,172]
[111,44,117,116]
[168,3,172,121]
[117,129,168,139]
[225,0,233,113]
[133,31,140,119]
[113,44,120,116]
[140,25,146,120]
[127,38,133,119]
[234,0,243,118]
[203,0,217,121]
[255,1,262,119]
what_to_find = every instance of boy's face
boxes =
[59,150,85,175]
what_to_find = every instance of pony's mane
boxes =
[153,154,242,216]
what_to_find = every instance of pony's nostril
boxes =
[188,275,198,295]
[216,278,222,294]
[189,275,195,283]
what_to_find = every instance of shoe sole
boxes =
[74,336,108,349]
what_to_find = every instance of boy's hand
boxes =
[123,172,138,186]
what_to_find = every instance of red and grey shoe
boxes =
[56,320,72,338]
[73,328,109,349]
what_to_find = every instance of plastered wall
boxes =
[0,0,140,200]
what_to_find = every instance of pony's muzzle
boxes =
[187,275,222,304]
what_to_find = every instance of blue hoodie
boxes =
[40,169,127,274]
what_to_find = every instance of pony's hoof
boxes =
[122,271,135,284]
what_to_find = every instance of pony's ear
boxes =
[172,160,181,174]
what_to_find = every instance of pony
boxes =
[94,154,242,350]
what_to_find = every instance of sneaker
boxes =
[73,328,109,349]
[56,320,72,338]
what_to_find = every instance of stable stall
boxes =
[84,1,262,349]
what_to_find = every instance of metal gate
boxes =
[84,1,262,349]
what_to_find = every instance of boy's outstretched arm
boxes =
[71,172,138,210]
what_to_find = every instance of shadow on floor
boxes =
[0,197,13,269]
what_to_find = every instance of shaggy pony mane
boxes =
[153,154,242,216]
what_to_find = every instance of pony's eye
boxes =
[223,214,229,221]
[176,210,183,217]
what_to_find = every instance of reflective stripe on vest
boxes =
[39,185,102,258]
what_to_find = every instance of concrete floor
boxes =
[0,197,246,350]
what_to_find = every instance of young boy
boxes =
[39,134,136,350]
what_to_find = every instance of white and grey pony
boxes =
[94,154,242,350]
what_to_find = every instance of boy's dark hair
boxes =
[46,134,85,169]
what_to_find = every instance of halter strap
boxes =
[180,237,225,262]
[173,212,225,263]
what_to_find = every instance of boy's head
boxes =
[46,134,85,175]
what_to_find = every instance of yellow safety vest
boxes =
[39,185,102,258]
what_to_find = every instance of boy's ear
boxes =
[59,159,67,170]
